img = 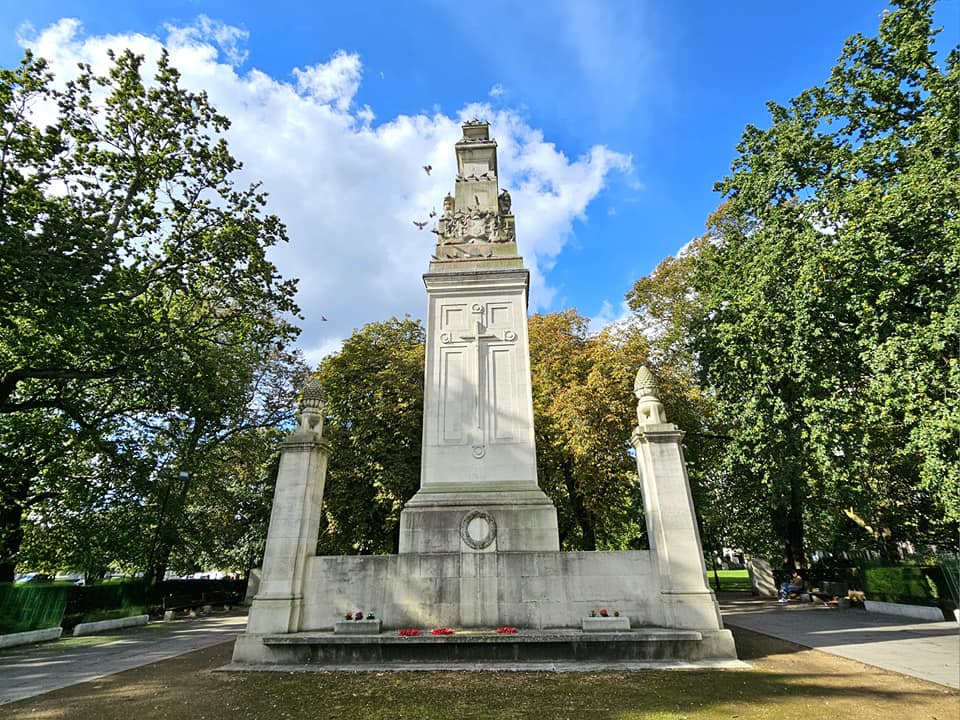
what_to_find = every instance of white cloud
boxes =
[588,299,633,335]
[293,50,362,111]
[488,83,505,98]
[19,18,631,364]
[164,14,249,67]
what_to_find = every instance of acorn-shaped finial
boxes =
[634,366,660,400]
[301,377,324,410]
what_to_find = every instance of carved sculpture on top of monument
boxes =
[433,121,517,257]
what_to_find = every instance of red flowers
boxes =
[355,611,364,620]
[496,626,518,634]
[398,628,420,636]
[600,608,609,617]
[431,627,455,635]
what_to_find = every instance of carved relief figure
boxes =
[498,189,512,215]
[465,211,487,242]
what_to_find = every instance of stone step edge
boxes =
[262,628,704,645]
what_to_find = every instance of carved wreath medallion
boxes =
[460,509,497,550]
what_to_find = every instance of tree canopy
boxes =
[1,49,302,581]
[628,0,959,564]
[315,317,425,555]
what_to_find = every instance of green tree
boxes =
[315,317,425,555]
[138,346,307,583]
[167,427,285,577]
[692,0,959,564]
[626,238,749,565]
[16,346,306,582]
[528,310,652,550]
[0,49,300,580]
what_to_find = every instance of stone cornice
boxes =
[630,426,685,445]
[280,435,332,453]
[423,267,529,291]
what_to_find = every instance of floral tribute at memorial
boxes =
[589,608,620,617]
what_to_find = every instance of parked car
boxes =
[14,572,53,583]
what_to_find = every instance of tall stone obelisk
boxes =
[398,121,559,555]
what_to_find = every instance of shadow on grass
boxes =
[729,625,805,660]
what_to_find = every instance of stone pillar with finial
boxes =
[243,378,331,636]
[630,367,726,632]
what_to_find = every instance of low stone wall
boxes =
[292,550,661,632]
[0,626,62,649]
[251,549,723,634]
[72,614,149,636]
[863,600,944,622]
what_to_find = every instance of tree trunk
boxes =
[0,474,31,582]
[562,461,596,551]
[787,466,806,568]
[0,503,24,583]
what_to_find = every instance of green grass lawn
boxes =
[707,568,752,593]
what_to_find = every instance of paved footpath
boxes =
[0,611,247,706]
[719,593,960,689]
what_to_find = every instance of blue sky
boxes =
[2,1,957,363]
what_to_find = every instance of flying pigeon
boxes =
[422,165,432,175]
[413,220,427,229]
[429,208,437,218]
[321,315,328,321]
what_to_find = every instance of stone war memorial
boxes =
[231,121,738,668]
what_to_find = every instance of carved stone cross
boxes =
[458,319,498,432]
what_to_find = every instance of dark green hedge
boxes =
[64,580,149,618]
[0,583,70,634]
[2,578,247,635]
[861,565,950,609]
[811,560,954,613]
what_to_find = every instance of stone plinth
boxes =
[581,616,631,632]
[630,368,724,632]
[243,381,330,638]
[334,619,383,634]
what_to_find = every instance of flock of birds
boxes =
[320,164,483,326]
[413,163,488,234]
[412,164,435,231]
